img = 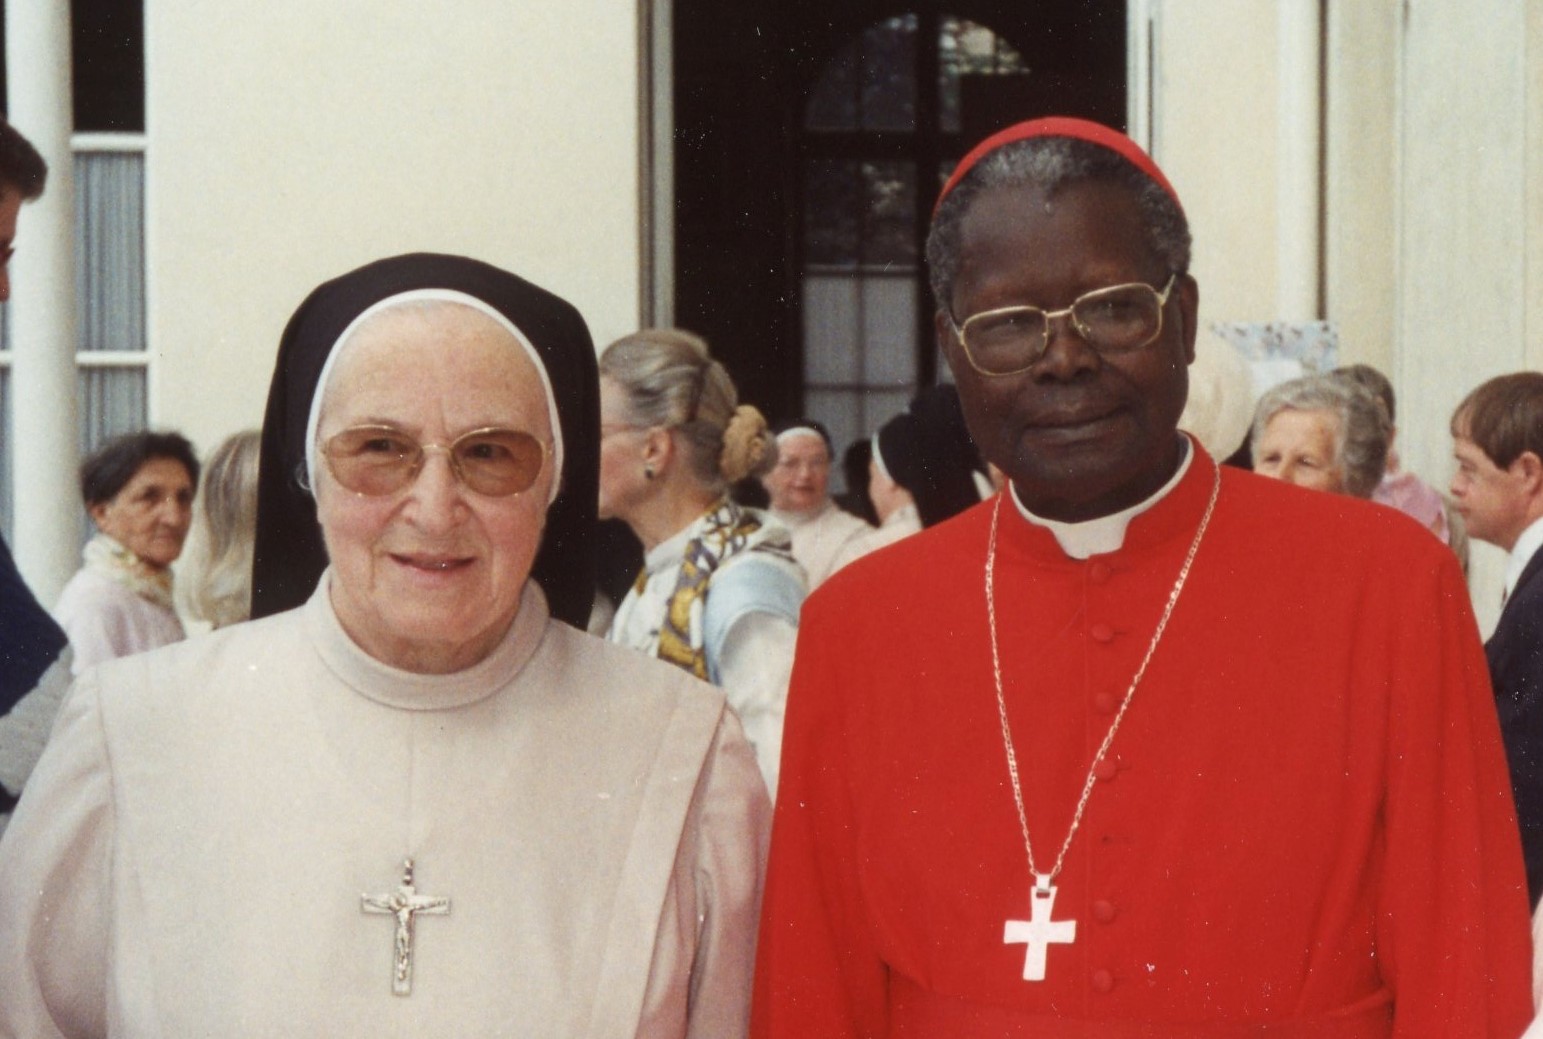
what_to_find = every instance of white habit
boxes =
[770,501,872,591]
[829,501,922,573]
[0,578,770,1037]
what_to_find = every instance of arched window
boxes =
[799,15,1031,454]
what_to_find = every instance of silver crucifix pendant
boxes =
[362,858,451,996]
[1003,873,1077,981]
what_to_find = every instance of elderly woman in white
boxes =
[0,254,769,1038]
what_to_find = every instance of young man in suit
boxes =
[1452,370,1543,909]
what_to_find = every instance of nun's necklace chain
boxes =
[359,716,451,997]
[987,459,1218,982]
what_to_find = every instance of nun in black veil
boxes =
[252,251,600,628]
[0,253,769,1036]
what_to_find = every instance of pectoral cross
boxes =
[1003,874,1076,981]
[362,858,450,996]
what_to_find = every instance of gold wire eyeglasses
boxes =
[949,273,1178,376]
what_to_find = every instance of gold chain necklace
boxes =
[989,457,1220,982]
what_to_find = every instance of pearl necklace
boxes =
[989,458,1220,981]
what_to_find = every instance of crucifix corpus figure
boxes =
[362,858,450,996]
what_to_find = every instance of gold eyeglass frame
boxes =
[322,424,552,498]
[948,273,1178,377]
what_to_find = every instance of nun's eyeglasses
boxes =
[322,424,549,498]
[948,274,1177,376]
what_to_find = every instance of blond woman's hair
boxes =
[178,429,261,628]
[599,328,773,490]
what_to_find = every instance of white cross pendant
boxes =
[1003,874,1076,981]
[362,858,451,996]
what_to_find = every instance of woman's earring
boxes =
[644,465,656,480]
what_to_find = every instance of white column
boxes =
[1125,0,1156,152]
[6,0,79,604]
[1276,0,1322,320]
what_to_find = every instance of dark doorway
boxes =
[672,1,1125,470]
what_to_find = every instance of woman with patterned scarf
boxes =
[53,430,199,674]
[599,329,805,799]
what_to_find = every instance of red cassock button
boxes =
[1092,899,1117,923]
[1090,622,1115,643]
[1092,692,1120,715]
[1091,969,1115,993]
[1094,757,1119,782]
[1088,560,1112,584]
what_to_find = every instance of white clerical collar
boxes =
[1010,437,1193,560]
[1505,513,1543,598]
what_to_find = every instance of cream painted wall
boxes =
[1151,1,1282,326]
[144,0,643,457]
[1324,2,1397,379]
[1396,0,1529,483]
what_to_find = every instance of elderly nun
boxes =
[0,254,769,1037]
